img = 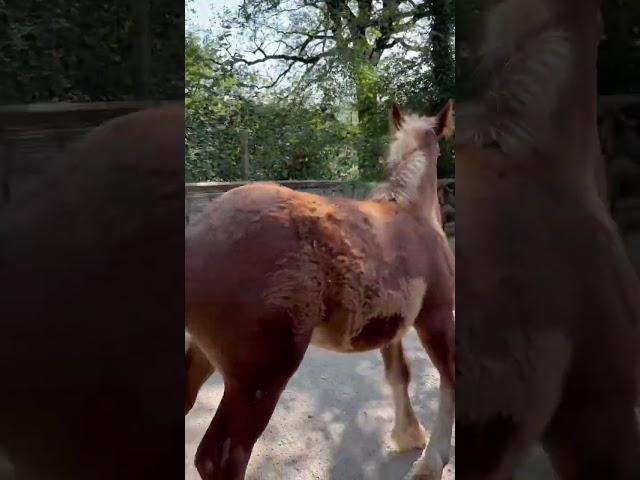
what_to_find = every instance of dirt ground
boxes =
[185,328,556,480]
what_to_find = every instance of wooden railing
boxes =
[186,178,455,197]
[0,100,170,208]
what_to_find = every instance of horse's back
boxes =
[185,182,424,294]
[185,182,376,299]
[185,183,310,312]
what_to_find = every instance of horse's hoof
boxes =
[404,448,445,480]
[391,422,427,452]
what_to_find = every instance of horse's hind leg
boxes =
[193,315,311,480]
[381,340,427,451]
[408,305,455,480]
[543,394,640,480]
[185,340,215,415]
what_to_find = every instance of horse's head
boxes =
[388,100,454,168]
[372,101,454,210]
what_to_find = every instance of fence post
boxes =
[239,129,250,179]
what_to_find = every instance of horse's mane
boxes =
[457,0,572,154]
[370,113,438,206]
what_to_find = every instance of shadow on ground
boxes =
[185,330,453,480]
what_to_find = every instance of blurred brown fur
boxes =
[0,104,185,479]
[456,0,640,479]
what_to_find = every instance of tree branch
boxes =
[261,62,297,89]
[214,0,433,92]
[227,48,335,67]
[326,0,357,41]
[390,37,425,52]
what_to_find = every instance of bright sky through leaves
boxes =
[187,0,241,31]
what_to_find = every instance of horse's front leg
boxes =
[381,340,427,451]
[408,304,455,480]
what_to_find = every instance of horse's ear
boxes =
[390,103,404,133]
[434,99,455,139]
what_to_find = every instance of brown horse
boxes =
[456,1,640,479]
[185,101,455,479]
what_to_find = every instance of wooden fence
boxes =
[0,101,170,209]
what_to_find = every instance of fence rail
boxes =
[186,178,455,196]
[186,179,350,196]
[0,100,172,209]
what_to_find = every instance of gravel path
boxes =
[186,330,454,480]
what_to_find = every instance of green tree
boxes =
[0,0,183,103]
[185,0,455,182]
[215,0,435,179]
[185,32,358,182]
[185,32,242,181]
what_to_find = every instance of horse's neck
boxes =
[465,1,602,167]
[373,164,441,220]
[543,18,601,195]
[422,180,442,223]
[494,5,602,194]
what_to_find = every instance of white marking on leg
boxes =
[391,382,427,451]
[387,348,426,451]
[405,448,444,480]
[431,382,454,461]
[392,382,410,426]
[408,381,454,479]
